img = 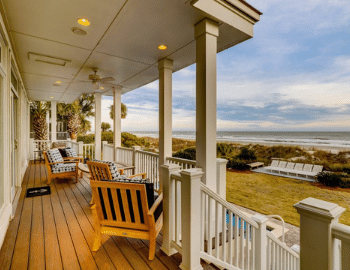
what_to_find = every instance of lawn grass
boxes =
[226,170,350,227]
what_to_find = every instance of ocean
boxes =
[131,131,350,152]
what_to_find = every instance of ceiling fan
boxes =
[69,67,116,90]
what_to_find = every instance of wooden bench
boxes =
[248,162,264,170]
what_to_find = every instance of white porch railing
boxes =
[115,147,134,165]
[135,150,160,189]
[200,182,260,270]
[102,142,114,162]
[83,144,95,159]
[332,223,350,270]
[161,164,300,270]
[166,156,196,169]
[266,231,299,270]
[30,139,95,160]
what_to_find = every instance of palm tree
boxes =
[101,122,111,132]
[109,103,127,120]
[58,94,95,140]
[30,101,50,140]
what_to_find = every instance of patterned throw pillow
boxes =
[52,163,76,174]
[91,159,121,179]
[47,149,64,164]
[65,148,77,157]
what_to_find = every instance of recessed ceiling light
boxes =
[56,80,62,84]
[100,86,104,90]
[158,45,167,50]
[71,27,87,36]
[49,96,54,99]
[78,18,90,26]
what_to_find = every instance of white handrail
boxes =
[267,215,286,243]
[166,157,196,169]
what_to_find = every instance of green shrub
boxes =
[316,171,341,187]
[339,177,350,188]
[227,158,249,171]
[236,146,256,161]
[77,134,94,144]
[217,143,238,158]
[172,147,196,160]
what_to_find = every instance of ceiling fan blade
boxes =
[100,77,115,83]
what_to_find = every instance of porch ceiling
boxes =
[0,0,260,103]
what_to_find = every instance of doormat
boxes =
[26,186,51,197]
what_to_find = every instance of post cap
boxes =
[294,197,345,221]
[179,168,204,178]
[216,158,228,164]
[252,213,269,224]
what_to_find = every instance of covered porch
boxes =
[0,161,219,270]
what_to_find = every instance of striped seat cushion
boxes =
[51,163,76,174]
[92,159,121,179]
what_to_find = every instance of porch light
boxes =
[78,18,90,26]
[158,45,167,50]
[100,86,104,90]
[49,96,54,99]
[55,80,62,84]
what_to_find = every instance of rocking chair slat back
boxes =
[88,162,113,180]
[91,180,150,231]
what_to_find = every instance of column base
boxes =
[160,245,178,256]
[179,263,203,270]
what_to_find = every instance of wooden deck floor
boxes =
[0,162,196,270]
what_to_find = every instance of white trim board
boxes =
[0,202,12,248]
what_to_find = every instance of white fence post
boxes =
[160,164,181,256]
[180,168,204,270]
[252,214,268,270]
[216,158,228,199]
[294,198,345,270]
[78,141,84,158]
[29,138,34,160]
[102,141,108,161]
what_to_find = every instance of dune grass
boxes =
[226,170,350,226]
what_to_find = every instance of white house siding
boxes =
[0,8,30,248]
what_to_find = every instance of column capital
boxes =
[113,85,123,92]
[294,197,345,222]
[194,18,219,39]
[158,58,173,70]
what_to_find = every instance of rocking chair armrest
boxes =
[48,160,79,165]
[147,193,163,216]
[64,157,83,162]
[129,173,147,179]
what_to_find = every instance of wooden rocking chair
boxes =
[43,151,79,185]
[90,180,163,260]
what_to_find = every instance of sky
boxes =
[100,0,350,132]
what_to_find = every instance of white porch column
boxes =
[195,19,219,191]
[95,92,102,160]
[51,101,57,143]
[159,58,173,192]
[113,87,122,155]
[158,59,173,165]
[294,198,345,270]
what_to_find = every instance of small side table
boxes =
[78,163,90,177]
